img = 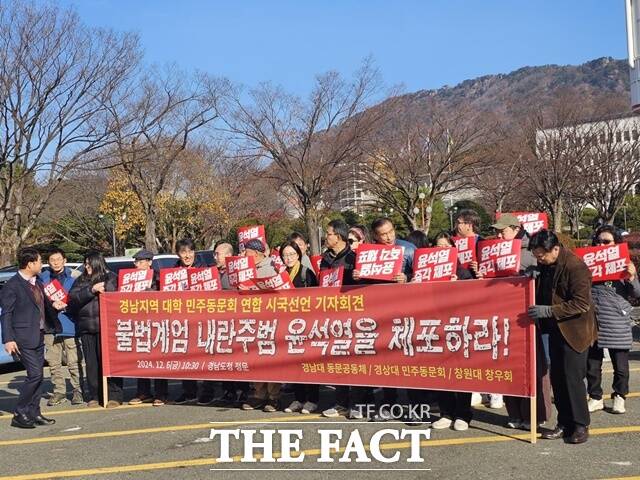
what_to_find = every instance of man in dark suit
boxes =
[1,248,65,428]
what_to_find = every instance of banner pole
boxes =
[530,392,537,444]
[529,277,537,444]
[102,376,109,407]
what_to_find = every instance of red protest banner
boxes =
[252,271,294,291]
[318,266,344,287]
[453,236,477,269]
[497,212,548,235]
[310,255,323,276]
[355,244,403,281]
[43,279,68,304]
[159,268,189,291]
[188,267,221,291]
[477,239,522,278]
[99,277,536,397]
[118,269,154,293]
[225,256,257,288]
[412,247,457,282]
[237,225,267,253]
[573,243,630,281]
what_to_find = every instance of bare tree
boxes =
[362,102,493,233]
[582,116,640,224]
[523,92,597,233]
[105,68,226,252]
[224,59,383,254]
[0,2,140,263]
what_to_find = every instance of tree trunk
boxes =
[306,214,321,256]
[553,198,563,234]
[145,211,158,253]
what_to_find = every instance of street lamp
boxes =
[413,207,420,229]
[418,192,426,230]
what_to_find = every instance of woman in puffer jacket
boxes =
[68,252,120,408]
[586,225,640,415]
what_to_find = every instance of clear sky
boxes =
[60,0,627,95]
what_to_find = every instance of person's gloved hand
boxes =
[528,305,553,319]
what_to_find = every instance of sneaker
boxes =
[212,391,236,407]
[87,399,100,408]
[301,402,317,414]
[71,390,84,405]
[173,394,197,405]
[241,398,265,411]
[106,400,121,409]
[284,400,303,413]
[489,394,504,409]
[505,418,522,429]
[197,395,215,406]
[263,402,278,413]
[322,405,348,418]
[47,393,67,406]
[129,394,153,405]
[349,408,364,420]
[453,419,469,431]
[152,398,166,407]
[405,411,423,426]
[587,397,604,412]
[432,417,453,429]
[470,393,483,406]
[611,394,626,414]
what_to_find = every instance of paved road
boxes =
[0,348,639,480]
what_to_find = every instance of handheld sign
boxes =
[412,247,457,282]
[477,239,522,278]
[355,244,404,281]
[159,268,189,291]
[225,256,257,289]
[497,212,548,235]
[310,255,323,276]
[43,279,68,304]
[237,225,267,253]
[574,243,630,282]
[270,254,287,274]
[118,268,153,293]
[453,236,477,269]
[252,271,294,291]
[318,266,344,287]
[188,267,221,291]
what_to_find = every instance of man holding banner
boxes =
[528,230,597,444]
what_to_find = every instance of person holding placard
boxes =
[586,225,639,415]
[528,230,597,444]
[171,238,215,406]
[492,215,552,431]
[40,248,83,407]
[240,238,282,412]
[128,249,169,407]
[67,252,121,408]
[280,240,320,415]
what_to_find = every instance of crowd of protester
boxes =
[1,209,637,444]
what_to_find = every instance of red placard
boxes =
[237,225,267,253]
[355,244,403,281]
[270,255,287,274]
[43,279,68,304]
[573,243,630,281]
[310,255,323,276]
[225,256,257,288]
[252,271,294,291]
[318,266,344,287]
[118,268,154,293]
[453,236,477,269]
[159,268,189,291]
[188,267,221,291]
[497,212,548,235]
[100,277,536,397]
[412,247,457,282]
[477,239,522,278]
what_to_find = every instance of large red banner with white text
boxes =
[100,278,536,396]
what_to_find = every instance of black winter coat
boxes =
[67,271,118,335]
